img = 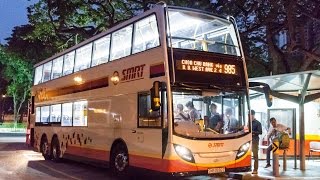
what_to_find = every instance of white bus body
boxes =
[29,5,252,176]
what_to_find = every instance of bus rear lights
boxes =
[236,142,250,160]
[173,144,195,163]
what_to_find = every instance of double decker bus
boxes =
[28,4,252,176]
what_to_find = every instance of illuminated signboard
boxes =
[176,60,237,75]
[168,49,245,87]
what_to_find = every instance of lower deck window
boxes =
[35,101,88,127]
[73,101,88,126]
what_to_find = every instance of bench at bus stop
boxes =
[309,141,320,160]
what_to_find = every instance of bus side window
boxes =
[138,92,161,128]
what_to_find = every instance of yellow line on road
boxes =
[36,162,81,180]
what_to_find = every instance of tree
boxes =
[210,0,320,76]
[6,24,58,64]
[26,0,212,53]
[0,47,32,123]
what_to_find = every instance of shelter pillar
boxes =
[299,102,305,170]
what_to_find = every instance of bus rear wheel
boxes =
[51,137,61,162]
[40,138,50,160]
[110,143,129,175]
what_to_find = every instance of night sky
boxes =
[0,0,38,44]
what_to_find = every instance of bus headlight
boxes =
[236,142,250,160]
[173,144,195,163]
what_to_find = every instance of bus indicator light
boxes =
[111,71,120,85]
[177,60,237,75]
[74,76,84,84]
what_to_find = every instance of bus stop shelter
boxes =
[249,70,320,170]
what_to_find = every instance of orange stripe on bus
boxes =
[65,146,109,161]
[64,146,250,172]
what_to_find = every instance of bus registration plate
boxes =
[208,167,225,174]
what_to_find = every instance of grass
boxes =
[0,122,27,132]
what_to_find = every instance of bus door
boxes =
[131,84,167,169]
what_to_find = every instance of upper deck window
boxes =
[92,35,111,67]
[34,65,43,85]
[51,56,63,80]
[110,25,133,61]
[133,14,160,54]
[167,9,240,56]
[63,51,75,76]
[42,61,52,83]
[74,43,93,72]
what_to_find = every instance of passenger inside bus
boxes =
[208,103,223,133]
[174,104,190,122]
[223,108,239,134]
[185,101,200,122]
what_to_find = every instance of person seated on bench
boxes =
[265,117,291,168]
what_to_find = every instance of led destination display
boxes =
[176,59,237,75]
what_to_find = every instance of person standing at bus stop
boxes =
[250,110,262,174]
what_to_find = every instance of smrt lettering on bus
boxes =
[121,64,146,81]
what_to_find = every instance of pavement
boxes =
[238,158,320,180]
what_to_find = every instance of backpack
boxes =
[278,132,290,149]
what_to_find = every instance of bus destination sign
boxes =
[176,59,237,75]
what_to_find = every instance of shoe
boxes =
[252,170,258,174]
[264,164,271,168]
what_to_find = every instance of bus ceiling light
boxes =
[236,142,250,160]
[173,144,195,163]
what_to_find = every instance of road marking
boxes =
[36,161,82,180]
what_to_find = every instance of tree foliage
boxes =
[5,0,320,77]
[5,25,58,64]
[210,0,320,76]
[0,47,33,123]
[25,0,212,58]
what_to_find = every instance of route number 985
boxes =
[224,64,236,74]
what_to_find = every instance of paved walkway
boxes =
[240,158,320,179]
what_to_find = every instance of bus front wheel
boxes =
[40,138,50,160]
[51,137,61,162]
[110,143,129,175]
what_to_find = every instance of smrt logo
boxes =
[121,64,145,82]
[208,142,224,148]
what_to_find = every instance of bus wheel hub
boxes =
[115,153,128,171]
